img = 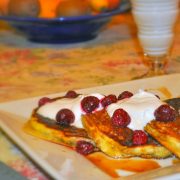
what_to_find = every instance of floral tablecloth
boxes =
[0,12,179,179]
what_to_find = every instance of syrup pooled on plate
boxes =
[87,152,161,178]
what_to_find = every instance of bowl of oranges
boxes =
[0,0,130,43]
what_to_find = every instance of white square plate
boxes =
[0,74,179,180]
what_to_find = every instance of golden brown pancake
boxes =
[145,117,180,158]
[82,109,172,159]
[24,109,92,148]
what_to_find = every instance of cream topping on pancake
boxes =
[107,90,164,130]
[37,93,104,128]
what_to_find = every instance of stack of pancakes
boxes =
[24,97,180,159]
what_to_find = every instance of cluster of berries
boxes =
[38,90,133,127]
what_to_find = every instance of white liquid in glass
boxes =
[131,0,179,56]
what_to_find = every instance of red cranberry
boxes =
[38,97,52,106]
[56,108,75,126]
[65,90,78,98]
[111,108,131,128]
[133,130,148,145]
[101,94,117,107]
[75,141,95,155]
[154,104,176,122]
[81,96,100,113]
[118,91,133,100]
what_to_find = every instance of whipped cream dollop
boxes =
[107,90,164,130]
[37,93,104,128]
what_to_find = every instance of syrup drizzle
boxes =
[87,152,160,178]
[148,87,172,100]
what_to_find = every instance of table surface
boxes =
[0,11,179,180]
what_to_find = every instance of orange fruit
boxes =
[39,0,61,18]
[55,0,91,17]
[8,0,40,17]
[89,0,109,13]
[0,0,10,15]
[89,0,121,13]
[108,0,121,10]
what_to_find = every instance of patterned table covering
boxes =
[0,12,179,179]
